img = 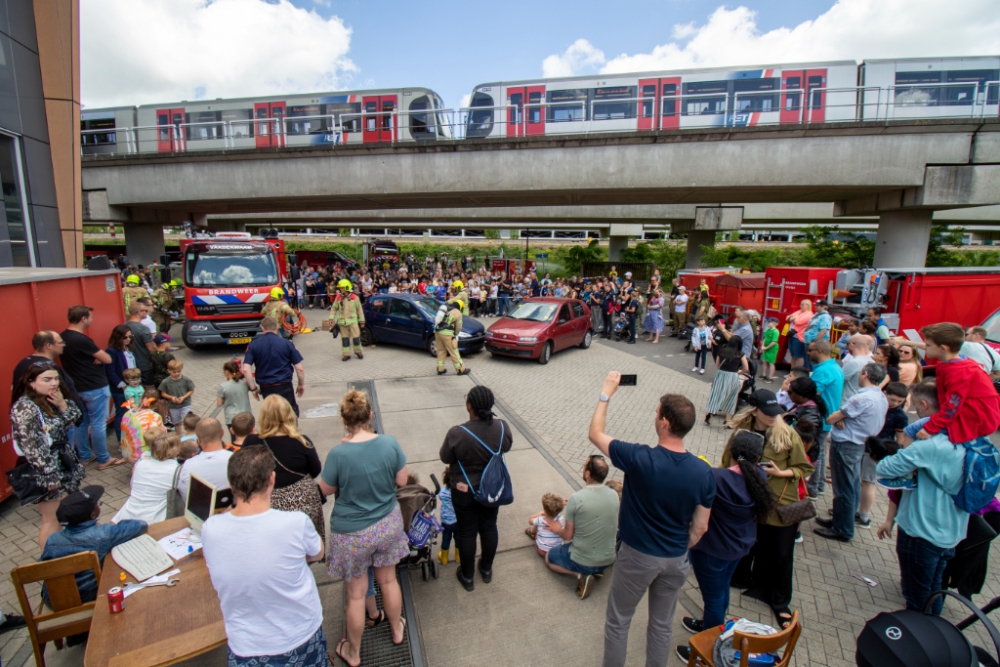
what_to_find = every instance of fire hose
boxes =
[282,309,310,334]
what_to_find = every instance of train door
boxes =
[362,95,397,143]
[155,108,185,153]
[505,85,545,137]
[780,71,804,124]
[638,78,680,131]
[255,102,286,148]
[805,69,826,123]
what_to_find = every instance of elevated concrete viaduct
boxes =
[81,119,1000,267]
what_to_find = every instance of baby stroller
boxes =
[681,320,697,351]
[612,311,631,341]
[736,357,759,411]
[396,474,443,581]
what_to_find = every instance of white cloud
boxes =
[459,93,471,109]
[541,38,606,78]
[600,0,1000,74]
[313,0,331,6]
[81,0,357,108]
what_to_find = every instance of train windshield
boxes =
[185,246,278,288]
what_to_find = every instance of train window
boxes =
[593,86,636,120]
[946,69,999,106]
[682,81,726,115]
[327,102,362,133]
[186,111,224,141]
[784,76,801,111]
[467,91,494,138]
[662,84,677,117]
[81,117,116,145]
[509,91,523,127]
[157,112,171,141]
[287,105,329,135]
[894,71,942,106]
[807,75,824,108]
[382,100,394,130]
[528,91,542,124]
[547,89,587,122]
[641,85,656,118]
[222,109,253,138]
[733,78,779,113]
[409,96,434,137]
[365,101,377,131]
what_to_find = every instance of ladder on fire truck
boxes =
[763,278,787,325]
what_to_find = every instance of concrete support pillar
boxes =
[608,236,628,261]
[124,223,166,268]
[685,230,716,269]
[873,210,933,268]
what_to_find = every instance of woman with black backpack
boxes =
[439,386,514,591]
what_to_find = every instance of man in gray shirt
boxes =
[721,308,755,359]
[840,335,874,401]
[815,363,888,542]
[125,302,156,386]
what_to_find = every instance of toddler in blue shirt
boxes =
[437,468,459,565]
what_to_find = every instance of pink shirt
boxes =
[789,310,813,343]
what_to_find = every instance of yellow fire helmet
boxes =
[170,279,181,288]
[338,279,353,290]
[450,299,465,312]
[269,287,285,299]
[126,274,140,285]
[452,280,464,290]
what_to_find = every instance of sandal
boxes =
[96,458,126,470]
[392,617,407,646]
[333,638,361,667]
[365,609,386,628]
[773,606,794,630]
[80,457,97,467]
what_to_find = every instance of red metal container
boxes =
[762,267,841,365]
[715,273,766,319]
[0,268,123,502]
[108,586,125,613]
[878,268,1000,337]
[677,269,732,304]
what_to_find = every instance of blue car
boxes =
[360,293,486,356]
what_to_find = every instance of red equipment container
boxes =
[715,273,766,319]
[0,268,124,502]
[762,267,842,365]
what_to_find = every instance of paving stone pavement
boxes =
[2,321,998,666]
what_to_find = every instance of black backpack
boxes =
[457,422,513,507]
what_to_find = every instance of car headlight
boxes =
[519,336,538,342]
[458,331,471,339]
[189,324,209,332]
[485,331,494,338]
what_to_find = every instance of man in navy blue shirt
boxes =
[589,372,715,667]
[241,317,306,415]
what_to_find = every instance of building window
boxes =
[0,133,34,266]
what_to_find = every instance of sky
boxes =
[80,0,1000,111]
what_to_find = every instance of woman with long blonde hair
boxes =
[896,342,923,386]
[721,390,814,631]
[242,394,324,539]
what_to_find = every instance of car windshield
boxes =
[983,309,1000,344]
[185,248,278,287]
[506,302,557,322]
[413,298,443,320]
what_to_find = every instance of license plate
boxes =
[228,337,251,345]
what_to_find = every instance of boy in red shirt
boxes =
[916,322,1000,443]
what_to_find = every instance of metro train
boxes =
[464,55,1000,138]
[81,56,999,156]
[81,86,451,155]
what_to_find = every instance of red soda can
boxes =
[108,587,125,613]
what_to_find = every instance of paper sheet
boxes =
[157,527,203,560]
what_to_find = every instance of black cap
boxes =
[748,390,785,417]
[56,485,104,525]
[815,299,829,307]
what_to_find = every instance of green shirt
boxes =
[565,484,620,567]
[158,376,195,408]
[321,435,407,534]
[216,380,252,424]
[762,328,780,363]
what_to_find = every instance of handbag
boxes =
[263,438,327,505]
[6,460,48,506]
[774,476,817,525]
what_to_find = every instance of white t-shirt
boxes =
[961,341,1000,375]
[532,514,565,553]
[113,457,179,524]
[141,316,157,335]
[177,449,233,500]
[202,509,323,657]
[674,293,689,313]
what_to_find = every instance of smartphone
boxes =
[619,374,637,386]
[757,462,773,469]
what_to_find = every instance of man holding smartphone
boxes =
[589,371,715,667]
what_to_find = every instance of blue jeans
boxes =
[75,386,112,464]
[547,543,608,576]
[110,388,128,443]
[897,528,954,615]
[694,348,708,370]
[830,439,863,539]
[441,522,456,551]
[498,295,510,316]
[806,430,830,496]
[689,549,741,628]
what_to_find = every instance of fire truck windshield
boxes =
[185,247,278,288]
[983,308,1000,345]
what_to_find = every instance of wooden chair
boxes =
[687,611,802,667]
[10,551,102,667]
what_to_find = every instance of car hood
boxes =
[461,318,485,335]
[487,318,548,335]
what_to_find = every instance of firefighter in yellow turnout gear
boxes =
[435,299,466,375]
[261,287,298,339]
[122,274,148,314]
[330,279,365,361]
[150,280,177,333]
[451,280,470,316]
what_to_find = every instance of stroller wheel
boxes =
[430,559,438,579]
[422,563,429,581]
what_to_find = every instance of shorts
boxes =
[788,336,806,360]
[546,543,609,576]
[327,505,410,582]
[168,406,192,424]
[861,454,877,484]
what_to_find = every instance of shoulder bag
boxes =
[774,475,817,525]
[6,405,73,506]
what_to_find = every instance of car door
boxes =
[571,301,587,344]
[366,297,389,340]
[387,299,425,348]
[552,304,574,351]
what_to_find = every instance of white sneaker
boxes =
[699,369,705,375]
[692,367,698,372]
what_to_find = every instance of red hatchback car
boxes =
[485,297,593,364]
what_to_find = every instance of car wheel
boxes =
[538,341,553,365]
[426,336,438,357]
[360,327,374,346]
[579,330,593,349]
